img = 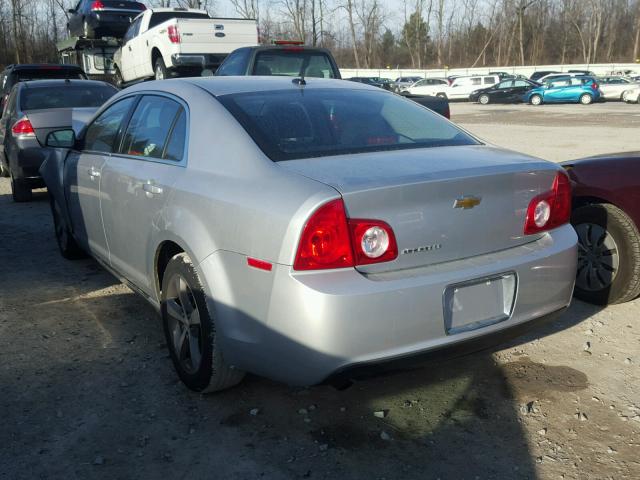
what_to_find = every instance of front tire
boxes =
[479,94,490,105]
[572,203,640,305]
[579,93,593,105]
[530,94,542,105]
[50,198,86,259]
[161,253,245,392]
[154,57,168,81]
[11,175,32,202]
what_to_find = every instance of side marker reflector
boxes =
[247,257,273,271]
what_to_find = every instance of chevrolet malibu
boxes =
[41,77,578,392]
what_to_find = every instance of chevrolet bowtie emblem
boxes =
[453,195,482,209]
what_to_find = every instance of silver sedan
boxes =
[41,77,578,392]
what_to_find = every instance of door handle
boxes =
[143,182,163,195]
[88,167,100,179]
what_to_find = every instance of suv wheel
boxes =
[10,175,32,202]
[161,253,245,392]
[530,94,542,105]
[579,93,593,105]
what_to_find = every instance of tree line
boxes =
[1,0,639,70]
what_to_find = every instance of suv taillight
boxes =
[11,117,35,137]
[524,172,572,235]
[293,199,398,270]
[90,0,104,10]
[168,25,181,44]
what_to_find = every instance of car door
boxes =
[509,80,530,102]
[100,94,186,296]
[121,16,142,81]
[492,80,513,102]
[65,96,137,259]
[544,80,569,102]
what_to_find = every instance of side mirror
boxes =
[46,129,76,148]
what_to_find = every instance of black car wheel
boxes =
[479,94,490,105]
[161,253,245,392]
[572,203,640,305]
[50,198,86,259]
[10,174,32,202]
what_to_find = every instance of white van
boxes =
[408,74,500,100]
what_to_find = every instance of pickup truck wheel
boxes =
[11,175,32,202]
[154,57,168,80]
[50,198,86,259]
[114,67,124,89]
[572,203,640,305]
[161,253,245,392]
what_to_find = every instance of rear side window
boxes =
[163,110,187,161]
[218,88,477,161]
[120,95,182,159]
[483,77,496,84]
[84,96,136,153]
[470,78,481,85]
[19,85,117,110]
[252,50,337,78]
[215,48,251,76]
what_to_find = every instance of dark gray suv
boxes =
[0,79,117,201]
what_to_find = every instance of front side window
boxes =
[120,95,181,159]
[163,110,187,161]
[218,88,478,162]
[83,96,136,153]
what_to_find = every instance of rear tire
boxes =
[11,175,32,202]
[579,93,593,105]
[161,253,245,392]
[154,57,168,81]
[113,67,124,89]
[479,94,490,105]
[572,203,640,305]
[50,198,86,260]
[530,94,542,106]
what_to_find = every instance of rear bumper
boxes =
[200,224,577,386]
[169,53,228,70]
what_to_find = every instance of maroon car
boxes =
[562,153,640,305]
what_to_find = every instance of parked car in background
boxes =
[623,84,640,103]
[400,93,450,119]
[469,78,540,104]
[67,0,147,39]
[536,72,585,84]
[40,77,576,392]
[407,74,500,100]
[597,76,638,101]
[347,77,391,90]
[530,70,559,82]
[113,8,258,86]
[562,153,640,305]
[568,69,596,76]
[215,43,341,79]
[403,77,448,93]
[394,76,423,91]
[1,64,88,111]
[0,79,117,201]
[525,76,601,105]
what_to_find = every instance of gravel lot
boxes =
[1,103,639,480]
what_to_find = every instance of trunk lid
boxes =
[279,145,561,273]
[174,18,258,54]
[25,107,97,146]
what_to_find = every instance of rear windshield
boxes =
[14,69,86,82]
[218,88,477,161]
[149,12,211,29]
[252,50,337,79]
[20,85,117,110]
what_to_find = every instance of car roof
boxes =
[130,76,379,97]
[16,79,114,89]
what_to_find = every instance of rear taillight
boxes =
[592,82,598,90]
[11,117,35,137]
[90,0,104,10]
[524,172,571,235]
[293,198,398,271]
[167,25,181,44]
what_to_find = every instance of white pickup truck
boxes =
[113,8,258,86]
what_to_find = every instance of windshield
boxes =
[15,69,86,82]
[218,88,478,161]
[149,12,211,29]
[20,85,117,110]
[252,50,337,79]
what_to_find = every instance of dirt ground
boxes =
[1,103,639,480]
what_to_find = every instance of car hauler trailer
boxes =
[57,37,120,84]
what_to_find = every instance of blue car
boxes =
[524,76,602,105]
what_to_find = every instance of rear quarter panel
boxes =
[566,157,640,229]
